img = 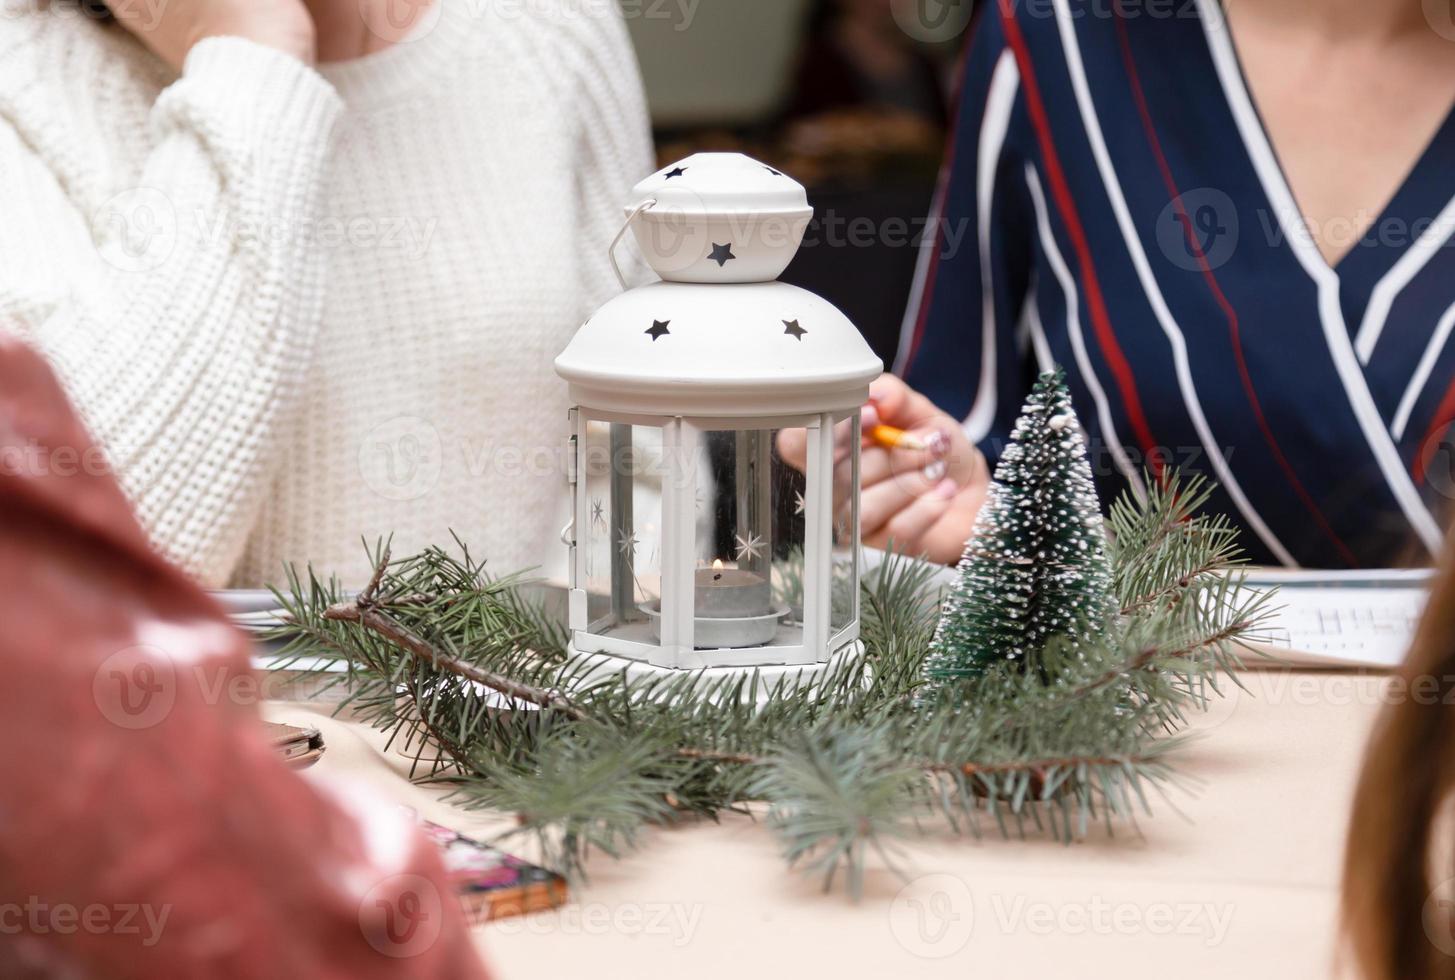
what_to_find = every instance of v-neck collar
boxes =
[1191,0,1448,556]
[1196,0,1455,284]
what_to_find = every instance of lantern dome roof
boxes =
[624,153,814,284]
[628,152,810,217]
[554,280,883,416]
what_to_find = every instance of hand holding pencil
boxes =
[779,374,990,565]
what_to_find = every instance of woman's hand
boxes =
[779,375,990,565]
[103,0,317,70]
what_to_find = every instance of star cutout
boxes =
[646,319,670,341]
[590,498,606,530]
[735,532,765,563]
[783,319,807,340]
[708,243,736,267]
[794,491,805,516]
[664,166,687,179]
[617,528,639,558]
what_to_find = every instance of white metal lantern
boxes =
[555,153,882,678]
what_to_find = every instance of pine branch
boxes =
[323,598,587,720]
[266,451,1272,899]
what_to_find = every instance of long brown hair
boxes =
[1344,552,1455,978]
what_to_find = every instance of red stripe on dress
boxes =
[1110,6,1357,566]
[997,0,1163,478]
[1414,380,1455,488]
[901,8,984,375]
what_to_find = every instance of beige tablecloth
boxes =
[265,668,1387,979]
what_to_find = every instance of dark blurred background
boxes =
[623,0,974,364]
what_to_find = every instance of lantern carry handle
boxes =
[609,198,656,291]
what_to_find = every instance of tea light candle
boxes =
[694,559,771,618]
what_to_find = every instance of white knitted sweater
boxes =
[0,0,653,587]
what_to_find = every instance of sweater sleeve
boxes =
[896,9,1036,466]
[562,0,656,307]
[0,37,343,587]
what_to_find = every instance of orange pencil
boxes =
[867,424,928,452]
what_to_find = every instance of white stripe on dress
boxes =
[1393,298,1455,440]
[1052,0,1296,566]
[893,172,942,374]
[1025,164,1147,500]
[1353,197,1455,363]
[1022,279,1056,373]
[1197,0,1443,556]
[961,50,1022,442]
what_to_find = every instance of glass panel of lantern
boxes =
[688,426,808,661]
[829,411,860,651]
[579,416,666,649]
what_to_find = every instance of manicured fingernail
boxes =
[922,459,947,483]
[923,430,949,456]
[933,477,958,499]
[862,405,881,429]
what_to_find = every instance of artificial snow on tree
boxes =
[920,369,1116,695]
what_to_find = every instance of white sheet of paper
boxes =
[1237,568,1432,669]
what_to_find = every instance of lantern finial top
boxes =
[625,152,812,284]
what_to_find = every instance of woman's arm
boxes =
[897,5,1036,459]
[0,336,489,979]
[0,35,343,585]
[781,9,1037,565]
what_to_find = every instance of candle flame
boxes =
[712,559,724,571]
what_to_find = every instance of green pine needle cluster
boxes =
[268,474,1270,899]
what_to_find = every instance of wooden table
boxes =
[265,668,1387,979]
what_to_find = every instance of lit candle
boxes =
[694,558,771,618]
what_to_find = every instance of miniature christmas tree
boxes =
[919,370,1116,696]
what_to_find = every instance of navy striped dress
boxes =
[897,0,1455,568]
